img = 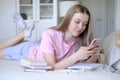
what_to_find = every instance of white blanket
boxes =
[0,60,120,80]
[106,41,120,73]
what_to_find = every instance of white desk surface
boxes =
[0,59,120,80]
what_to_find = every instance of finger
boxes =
[91,47,100,51]
[87,46,94,51]
[87,51,96,56]
[95,53,100,56]
[88,45,99,51]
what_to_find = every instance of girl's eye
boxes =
[83,23,87,26]
[75,20,88,26]
[75,21,80,24]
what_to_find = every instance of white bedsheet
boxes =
[0,60,120,80]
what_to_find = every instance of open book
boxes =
[68,63,103,70]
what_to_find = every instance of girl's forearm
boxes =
[52,53,79,69]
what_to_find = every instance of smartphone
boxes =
[89,38,101,46]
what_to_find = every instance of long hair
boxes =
[51,4,93,50]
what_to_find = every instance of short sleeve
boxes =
[40,29,55,54]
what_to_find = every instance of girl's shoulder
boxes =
[43,29,62,37]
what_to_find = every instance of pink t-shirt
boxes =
[28,29,77,62]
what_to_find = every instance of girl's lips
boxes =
[74,30,82,35]
[76,29,82,33]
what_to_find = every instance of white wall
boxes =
[107,0,115,36]
[81,0,107,42]
[115,0,120,30]
[0,0,16,41]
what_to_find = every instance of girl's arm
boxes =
[43,52,80,69]
[43,46,97,69]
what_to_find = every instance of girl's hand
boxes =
[85,53,100,63]
[84,44,100,63]
[89,41,100,51]
[76,46,97,61]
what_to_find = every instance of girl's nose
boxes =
[78,23,83,29]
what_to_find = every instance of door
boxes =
[107,0,115,35]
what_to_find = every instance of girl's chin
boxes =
[75,32,81,36]
[72,31,81,37]
[73,33,80,37]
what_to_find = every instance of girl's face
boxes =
[68,13,89,37]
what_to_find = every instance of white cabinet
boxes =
[16,0,58,41]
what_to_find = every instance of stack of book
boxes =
[20,58,52,72]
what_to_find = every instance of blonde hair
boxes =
[51,4,93,50]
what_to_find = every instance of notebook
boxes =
[68,63,103,70]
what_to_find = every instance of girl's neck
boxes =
[63,31,76,44]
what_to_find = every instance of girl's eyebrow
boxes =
[76,18,88,23]
[75,18,81,22]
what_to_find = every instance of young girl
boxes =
[0,4,100,69]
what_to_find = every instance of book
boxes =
[21,63,52,70]
[20,58,52,70]
[68,63,103,70]
[24,67,47,72]
[20,58,47,66]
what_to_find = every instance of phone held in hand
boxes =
[88,38,101,51]
[89,38,101,46]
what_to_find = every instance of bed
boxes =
[1,30,120,80]
[0,59,120,80]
